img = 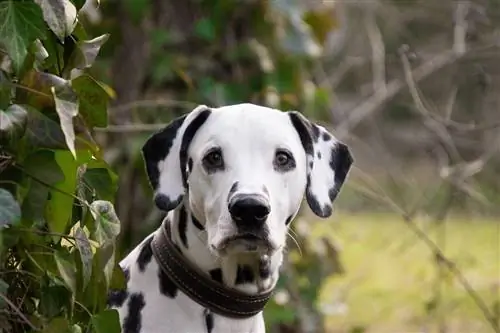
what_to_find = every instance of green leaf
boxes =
[83,168,117,201]
[99,243,115,288]
[0,104,28,145]
[25,106,68,150]
[0,1,47,72]
[32,38,49,64]
[54,250,77,294]
[39,284,70,318]
[45,150,79,236]
[124,0,150,23]
[92,309,121,333]
[69,34,109,70]
[21,149,64,224]
[35,0,77,41]
[0,70,11,109]
[90,200,120,246]
[72,75,110,127]
[51,81,79,158]
[194,18,216,41]
[70,324,82,333]
[0,188,21,228]
[42,317,72,333]
[74,226,93,289]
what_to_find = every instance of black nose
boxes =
[228,195,270,225]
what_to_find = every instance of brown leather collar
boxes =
[151,219,274,319]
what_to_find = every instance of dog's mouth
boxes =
[215,233,275,255]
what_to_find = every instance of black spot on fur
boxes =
[180,109,212,187]
[288,112,314,155]
[158,268,178,298]
[259,258,271,279]
[209,268,223,284]
[123,267,130,282]
[178,206,188,247]
[191,213,204,230]
[331,143,353,190]
[204,309,214,333]
[317,151,322,159]
[285,215,293,225]
[142,115,187,190]
[188,157,194,173]
[235,265,254,284]
[311,124,320,142]
[123,293,145,333]
[107,289,128,308]
[137,237,153,272]
[322,132,332,141]
[306,187,328,217]
[154,193,182,212]
[309,161,313,169]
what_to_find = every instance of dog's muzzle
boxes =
[218,194,274,254]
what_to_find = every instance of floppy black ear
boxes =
[142,105,212,211]
[288,111,353,218]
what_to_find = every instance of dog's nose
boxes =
[228,195,270,224]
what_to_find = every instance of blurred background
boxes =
[79,0,500,332]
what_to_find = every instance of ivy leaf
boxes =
[83,168,118,201]
[74,227,93,289]
[41,317,72,333]
[70,324,82,333]
[69,34,110,70]
[90,200,120,247]
[0,70,11,110]
[54,250,77,294]
[34,0,78,42]
[72,75,111,128]
[0,189,21,228]
[51,82,79,158]
[92,309,121,333]
[21,149,64,224]
[45,150,79,237]
[0,104,28,144]
[0,1,47,72]
[25,106,67,150]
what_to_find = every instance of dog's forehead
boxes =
[195,104,298,146]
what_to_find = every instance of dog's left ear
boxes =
[142,105,212,211]
[288,111,353,218]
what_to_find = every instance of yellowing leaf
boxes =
[51,82,79,158]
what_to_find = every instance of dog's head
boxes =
[142,104,353,257]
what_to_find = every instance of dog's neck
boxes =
[166,204,283,295]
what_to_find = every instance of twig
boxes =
[364,7,386,95]
[333,38,498,139]
[0,293,39,331]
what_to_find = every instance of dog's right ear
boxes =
[142,105,212,211]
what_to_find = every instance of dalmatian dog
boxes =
[108,103,353,333]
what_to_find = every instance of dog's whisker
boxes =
[286,231,302,257]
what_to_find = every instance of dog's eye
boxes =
[203,149,224,171]
[274,149,295,171]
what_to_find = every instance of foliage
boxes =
[0,0,121,332]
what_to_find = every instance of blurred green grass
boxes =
[305,212,500,333]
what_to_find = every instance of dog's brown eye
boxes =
[203,149,224,171]
[275,152,290,166]
[274,149,295,171]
